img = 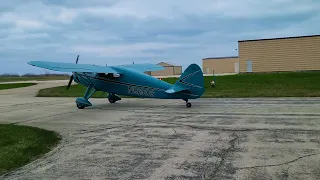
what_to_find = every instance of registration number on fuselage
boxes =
[128,85,156,97]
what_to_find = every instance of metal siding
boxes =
[173,66,182,75]
[239,36,320,72]
[235,62,239,73]
[202,57,239,74]
[150,66,173,76]
[150,66,182,76]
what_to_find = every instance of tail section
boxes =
[165,64,204,98]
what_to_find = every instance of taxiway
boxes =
[1,81,320,180]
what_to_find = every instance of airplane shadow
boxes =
[84,99,198,111]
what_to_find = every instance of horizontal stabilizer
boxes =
[28,61,120,74]
[165,89,176,93]
[165,85,190,94]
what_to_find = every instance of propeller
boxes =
[67,55,79,90]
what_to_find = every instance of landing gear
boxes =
[108,93,121,104]
[77,104,85,109]
[75,84,96,109]
[184,99,192,108]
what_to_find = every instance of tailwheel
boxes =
[183,99,192,108]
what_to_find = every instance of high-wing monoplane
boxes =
[28,55,204,109]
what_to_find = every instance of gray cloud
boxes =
[0,0,319,74]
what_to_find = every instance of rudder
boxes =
[166,64,204,97]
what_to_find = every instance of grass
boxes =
[0,76,69,83]
[0,124,61,175]
[201,71,320,98]
[0,83,36,90]
[36,71,320,98]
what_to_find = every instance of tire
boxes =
[77,105,85,109]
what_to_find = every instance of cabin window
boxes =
[98,73,117,79]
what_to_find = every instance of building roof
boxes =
[238,34,320,42]
[157,62,181,67]
[157,62,173,66]
[202,56,238,60]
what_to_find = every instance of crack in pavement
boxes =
[236,153,320,170]
[155,122,320,133]
[71,124,138,136]
[202,132,239,180]
[140,111,320,117]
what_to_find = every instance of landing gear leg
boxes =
[184,99,192,108]
[75,85,96,109]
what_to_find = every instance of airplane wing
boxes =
[117,63,165,73]
[28,61,120,74]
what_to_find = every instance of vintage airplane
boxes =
[27,55,204,109]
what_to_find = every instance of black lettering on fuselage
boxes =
[128,85,155,97]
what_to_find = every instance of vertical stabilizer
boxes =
[165,64,204,97]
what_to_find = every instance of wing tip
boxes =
[27,61,37,66]
[27,61,42,65]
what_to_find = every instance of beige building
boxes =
[146,62,182,76]
[202,56,239,74]
[238,34,320,73]
[203,34,320,74]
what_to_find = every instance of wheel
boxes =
[77,104,85,109]
[186,102,192,108]
[108,99,116,103]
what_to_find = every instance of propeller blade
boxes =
[67,55,78,90]
[67,75,73,90]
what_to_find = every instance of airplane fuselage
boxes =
[72,66,199,100]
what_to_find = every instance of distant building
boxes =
[238,34,320,73]
[146,62,182,76]
[203,34,320,74]
[202,56,239,74]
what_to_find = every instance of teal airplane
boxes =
[28,55,204,109]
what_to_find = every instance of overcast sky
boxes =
[1,0,319,74]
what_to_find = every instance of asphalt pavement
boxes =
[1,81,320,180]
